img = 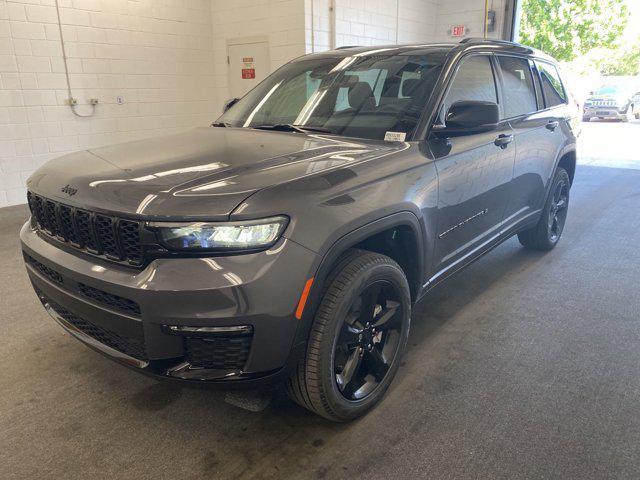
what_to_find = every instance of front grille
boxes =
[24,252,141,317]
[185,335,252,370]
[591,100,617,107]
[27,192,144,266]
[35,288,147,361]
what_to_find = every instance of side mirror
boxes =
[434,101,499,136]
[223,97,240,113]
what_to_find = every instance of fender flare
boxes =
[284,211,427,371]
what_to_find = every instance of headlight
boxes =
[150,216,288,251]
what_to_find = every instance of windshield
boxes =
[594,86,621,95]
[217,52,448,141]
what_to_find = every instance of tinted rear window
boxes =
[537,61,567,107]
[497,56,537,118]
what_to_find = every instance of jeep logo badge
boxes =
[61,184,78,196]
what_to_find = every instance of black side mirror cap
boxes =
[223,97,240,113]
[433,100,499,137]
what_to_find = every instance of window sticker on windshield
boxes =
[384,131,406,142]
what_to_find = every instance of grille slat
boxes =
[76,210,99,252]
[118,220,143,264]
[44,200,60,237]
[95,214,121,259]
[27,192,144,266]
[59,205,79,244]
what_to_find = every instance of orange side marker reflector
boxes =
[295,277,314,320]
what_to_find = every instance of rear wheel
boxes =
[518,167,570,251]
[287,249,411,421]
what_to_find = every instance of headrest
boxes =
[348,82,374,109]
[401,78,422,97]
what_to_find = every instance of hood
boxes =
[27,127,403,219]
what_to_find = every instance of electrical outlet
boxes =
[116,96,125,105]
[89,98,99,105]
[65,97,78,106]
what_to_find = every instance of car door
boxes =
[495,55,553,229]
[529,61,571,210]
[426,54,515,282]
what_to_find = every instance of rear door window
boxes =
[496,56,537,118]
[536,61,567,107]
[441,55,498,124]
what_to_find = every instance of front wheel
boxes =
[287,249,411,421]
[518,167,570,251]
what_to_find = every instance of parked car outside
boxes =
[582,84,634,121]
[632,91,640,120]
[21,39,577,421]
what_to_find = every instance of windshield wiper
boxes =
[253,124,332,134]
[211,121,230,127]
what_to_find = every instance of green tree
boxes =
[598,45,640,75]
[518,0,629,62]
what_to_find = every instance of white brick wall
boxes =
[211,0,306,107]
[433,0,507,42]
[305,0,438,52]
[0,0,217,207]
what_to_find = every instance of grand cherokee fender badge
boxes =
[61,184,78,196]
[438,208,489,238]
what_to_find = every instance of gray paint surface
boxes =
[2,121,640,479]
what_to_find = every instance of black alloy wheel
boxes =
[287,249,411,422]
[518,167,571,251]
[333,280,402,401]
[548,177,569,244]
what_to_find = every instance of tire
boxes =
[518,167,570,251]
[287,249,411,422]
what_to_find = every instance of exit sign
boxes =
[451,25,466,37]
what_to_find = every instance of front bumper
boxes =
[21,221,319,385]
[583,106,628,119]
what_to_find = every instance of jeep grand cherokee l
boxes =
[21,39,577,421]
[582,84,634,122]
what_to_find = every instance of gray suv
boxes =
[21,39,577,421]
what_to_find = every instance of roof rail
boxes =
[336,45,360,49]
[459,37,521,46]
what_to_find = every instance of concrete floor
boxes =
[2,121,640,479]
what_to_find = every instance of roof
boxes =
[300,39,557,63]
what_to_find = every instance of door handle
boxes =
[494,134,514,149]
[546,120,559,131]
